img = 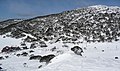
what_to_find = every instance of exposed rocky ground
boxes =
[0,5,120,43]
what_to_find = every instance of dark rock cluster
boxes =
[29,54,55,63]
[1,46,21,53]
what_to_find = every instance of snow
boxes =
[89,5,120,10]
[89,5,120,14]
[40,41,120,71]
[0,36,120,71]
[40,51,120,71]
[0,33,32,51]
[0,5,120,71]
[0,35,21,49]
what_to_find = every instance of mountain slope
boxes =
[0,19,22,29]
[0,5,120,43]
[0,5,120,71]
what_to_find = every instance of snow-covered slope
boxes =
[0,5,120,71]
[0,35,120,71]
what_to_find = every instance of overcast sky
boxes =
[0,0,120,20]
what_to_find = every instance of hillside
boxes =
[0,5,120,43]
[0,5,120,71]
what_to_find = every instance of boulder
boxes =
[29,55,42,60]
[21,52,28,56]
[40,54,55,63]
[20,42,26,46]
[16,54,21,57]
[29,50,34,53]
[115,57,119,59]
[39,41,47,47]
[5,56,9,58]
[1,46,21,53]
[30,43,36,49]
[22,46,28,49]
[38,65,42,68]
[71,46,83,56]
[0,67,2,69]
[0,56,4,60]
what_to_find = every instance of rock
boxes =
[115,57,119,59]
[0,56,4,60]
[38,65,42,68]
[23,63,27,67]
[0,67,2,69]
[3,36,5,38]
[20,42,26,46]
[1,46,21,53]
[16,54,21,57]
[39,41,47,47]
[5,56,8,58]
[102,50,104,52]
[40,54,55,63]
[21,52,28,56]
[51,47,56,51]
[71,46,83,56]
[30,43,36,49]
[29,50,34,53]
[43,37,48,41]
[22,46,28,49]
[29,55,42,60]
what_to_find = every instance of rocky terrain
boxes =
[0,5,120,71]
[0,5,120,43]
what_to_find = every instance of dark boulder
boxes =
[29,50,34,53]
[30,43,36,49]
[0,56,4,60]
[0,67,2,69]
[71,46,83,56]
[16,54,21,57]
[115,57,119,59]
[22,46,28,49]
[21,52,28,56]
[1,46,21,53]
[5,56,9,58]
[38,65,42,68]
[29,55,42,60]
[20,42,26,46]
[40,54,55,63]
[39,41,47,47]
